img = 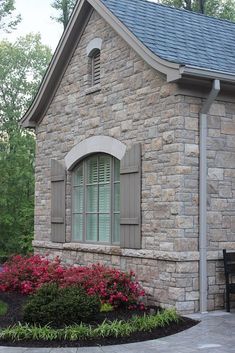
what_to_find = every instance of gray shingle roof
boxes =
[101,0,235,75]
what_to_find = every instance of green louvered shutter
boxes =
[51,159,66,243]
[120,144,141,249]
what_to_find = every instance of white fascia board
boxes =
[87,0,181,81]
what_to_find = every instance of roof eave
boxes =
[179,65,235,85]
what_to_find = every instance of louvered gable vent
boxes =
[92,50,101,86]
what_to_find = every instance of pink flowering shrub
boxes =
[61,263,145,308]
[0,255,145,308]
[0,254,64,294]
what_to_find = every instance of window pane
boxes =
[114,183,120,212]
[87,156,98,184]
[73,187,83,213]
[99,214,110,242]
[87,185,98,212]
[86,214,97,241]
[113,214,120,243]
[114,158,120,182]
[72,214,83,241]
[99,184,110,212]
[73,166,83,186]
[99,155,111,183]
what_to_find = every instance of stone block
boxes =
[160,242,174,251]
[185,117,198,131]
[215,152,235,168]
[163,131,174,144]
[208,168,224,181]
[176,301,195,312]
[185,291,199,300]
[174,238,198,252]
[185,144,199,157]
[168,287,185,301]
[209,104,225,116]
[221,121,235,135]
[176,262,198,273]
[151,137,162,151]
[175,216,194,229]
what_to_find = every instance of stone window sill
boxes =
[85,84,101,95]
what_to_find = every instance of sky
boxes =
[2,0,64,51]
[2,0,159,52]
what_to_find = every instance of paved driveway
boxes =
[0,310,234,353]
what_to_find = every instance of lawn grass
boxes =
[0,300,8,316]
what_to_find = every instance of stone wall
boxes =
[33,9,235,313]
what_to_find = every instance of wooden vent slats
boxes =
[92,51,100,85]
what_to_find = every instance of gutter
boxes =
[179,65,235,84]
[199,79,220,313]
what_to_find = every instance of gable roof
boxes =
[101,0,235,75]
[21,0,235,128]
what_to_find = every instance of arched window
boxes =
[86,38,102,88]
[91,49,100,86]
[72,153,120,244]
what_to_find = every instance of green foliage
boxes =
[161,0,235,21]
[0,308,179,341]
[100,303,114,313]
[51,0,76,29]
[0,0,21,32]
[23,283,101,326]
[0,35,52,256]
[0,300,8,316]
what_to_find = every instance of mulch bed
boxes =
[0,291,199,348]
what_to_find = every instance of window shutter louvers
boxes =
[51,159,66,243]
[120,144,141,249]
[92,51,100,85]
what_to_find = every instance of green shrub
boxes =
[23,283,101,326]
[100,303,114,312]
[0,300,8,316]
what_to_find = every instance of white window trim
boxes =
[65,136,126,171]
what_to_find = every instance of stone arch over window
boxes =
[65,136,126,171]
[86,38,102,86]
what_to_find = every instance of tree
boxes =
[51,0,76,30]
[0,0,21,33]
[0,34,52,257]
[161,0,235,21]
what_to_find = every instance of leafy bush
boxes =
[0,300,8,316]
[0,254,64,294]
[23,283,101,326]
[60,263,145,308]
[100,303,114,312]
[0,255,145,308]
[0,309,179,342]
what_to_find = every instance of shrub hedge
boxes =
[23,283,101,326]
[0,255,145,308]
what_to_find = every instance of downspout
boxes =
[199,79,220,313]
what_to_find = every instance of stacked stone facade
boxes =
[33,10,235,313]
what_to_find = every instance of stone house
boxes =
[21,0,235,313]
